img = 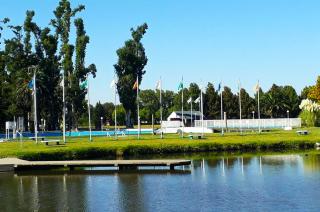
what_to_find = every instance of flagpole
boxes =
[201,86,204,137]
[220,84,224,135]
[87,74,92,141]
[114,78,117,140]
[239,81,242,135]
[62,70,66,144]
[181,76,184,138]
[33,70,38,144]
[137,75,140,139]
[191,97,193,127]
[257,80,261,133]
[160,77,163,139]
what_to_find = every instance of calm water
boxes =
[1,153,320,212]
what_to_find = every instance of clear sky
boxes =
[1,0,320,104]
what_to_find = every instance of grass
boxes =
[0,128,319,161]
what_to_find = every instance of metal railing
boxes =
[194,118,301,129]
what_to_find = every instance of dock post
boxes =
[170,165,175,170]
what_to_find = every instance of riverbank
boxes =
[0,128,319,160]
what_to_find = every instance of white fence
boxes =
[161,121,183,128]
[195,118,301,129]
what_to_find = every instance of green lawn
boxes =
[0,128,319,160]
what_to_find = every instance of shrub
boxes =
[299,99,320,127]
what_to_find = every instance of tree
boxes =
[103,102,115,125]
[160,90,175,120]
[204,82,219,119]
[188,83,201,111]
[222,86,238,119]
[282,85,300,118]
[308,76,320,102]
[51,0,96,130]
[301,86,313,100]
[112,105,126,126]
[239,88,255,119]
[139,89,158,123]
[114,23,148,127]
[93,101,105,130]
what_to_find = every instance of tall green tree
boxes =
[222,86,238,119]
[204,83,219,119]
[114,23,148,127]
[93,101,105,130]
[239,88,255,119]
[51,0,95,130]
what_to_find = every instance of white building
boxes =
[167,111,204,126]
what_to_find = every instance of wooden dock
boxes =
[0,158,191,172]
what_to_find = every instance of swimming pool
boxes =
[67,129,153,137]
[0,129,154,139]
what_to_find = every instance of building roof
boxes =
[167,111,204,120]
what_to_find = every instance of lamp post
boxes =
[100,116,103,131]
[41,119,44,132]
[287,110,290,127]
[252,111,255,120]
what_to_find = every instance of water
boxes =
[0,129,153,139]
[1,153,320,211]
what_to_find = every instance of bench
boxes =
[188,134,203,139]
[40,139,61,145]
[296,130,309,135]
[29,137,46,141]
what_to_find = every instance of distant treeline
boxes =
[88,82,308,130]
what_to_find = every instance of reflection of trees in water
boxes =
[302,154,320,173]
[117,173,145,212]
[0,173,87,211]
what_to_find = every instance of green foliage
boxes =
[299,110,319,127]
[114,23,148,127]
[308,76,320,102]
[222,86,238,118]
[93,101,105,130]
[112,105,126,126]
[0,0,96,131]
[204,82,219,119]
[139,89,158,122]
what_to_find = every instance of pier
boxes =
[0,158,191,172]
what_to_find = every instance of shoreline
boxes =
[0,129,319,161]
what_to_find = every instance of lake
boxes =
[1,152,320,211]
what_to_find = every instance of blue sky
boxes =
[1,0,320,104]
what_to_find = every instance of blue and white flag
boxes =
[28,79,34,90]
[217,82,221,93]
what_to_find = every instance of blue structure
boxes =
[0,129,153,139]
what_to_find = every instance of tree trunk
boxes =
[125,109,133,128]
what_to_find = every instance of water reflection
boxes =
[0,153,320,211]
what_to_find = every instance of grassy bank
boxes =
[0,128,319,160]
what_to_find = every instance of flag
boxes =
[60,80,64,87]
[217,82,221,92]
[133,79,138,90]
[28,79,34,90]
[187,97,192,104]
[155,80,161,90]
[178,81,183,91]
[254,82,260,93]
[194,97,200,103]
[80,80,88,90]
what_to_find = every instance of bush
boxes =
[299,110,320,127]
[299,99,320,127]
